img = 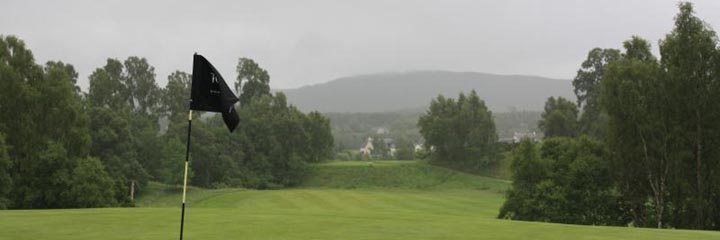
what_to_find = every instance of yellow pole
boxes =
[179,110,192,240]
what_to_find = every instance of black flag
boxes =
[190,54,240,132]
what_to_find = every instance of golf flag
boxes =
[190,54,240,132]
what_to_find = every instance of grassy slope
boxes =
[479,152,513,180]
[1,161,718,240]
[301,160,510,192]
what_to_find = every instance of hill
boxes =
[283,71,574,113]
[1,161,717,240]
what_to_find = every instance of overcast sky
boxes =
[2,0,719,90]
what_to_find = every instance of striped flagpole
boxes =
[179,109,193,240]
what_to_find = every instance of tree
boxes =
[0,37,42,185]
[0,133,11,209]
[372,136,389,159]
[304,111,334,163]
[85,106,147,204]
[498,139,545,220]
[559,137,624,225]
[600,3,720,229]
[39,61,91,157]
[87,59,127,109]
[236,58,270,106]
[538,96,578,138]
[162,71,191,131]
[0,36,96,208]
[394,137,415,160]
[573,48,620,139]
[658,2,720,229]
[65,157,116,208]
[499,137,624,225]
[602,36,668,228]
[418,90,498,170]
[236,93,311,188]
[121,57,163,184]
[86,57,161,203]
[187,117,242,187]
[123,56,161,115]
[159,137,190,188]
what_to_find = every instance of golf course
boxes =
[0,160,717,240]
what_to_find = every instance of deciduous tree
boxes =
[573,48,620,139]
[538,96,578,138]
[418,90,497,170]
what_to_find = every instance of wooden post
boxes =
[130,180,135,202]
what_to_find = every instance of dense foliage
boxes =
[0,134,12,208]
[499,137,624,225]
[602,3,720,229]
[0,36,98,208]
[418,90,498,170]
[501,3,720,230]
[0,36,333,208]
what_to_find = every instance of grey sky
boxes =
[2,0,719,90]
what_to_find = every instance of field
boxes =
[1,160,718,240]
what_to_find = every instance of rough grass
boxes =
[301,160,510,192]
[0,160,718,240]
[477,152,513,180]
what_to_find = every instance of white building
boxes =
[359,137,374,157]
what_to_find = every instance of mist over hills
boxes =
[283,71,575,113]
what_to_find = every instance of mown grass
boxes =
[0,160,718,240]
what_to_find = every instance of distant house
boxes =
[359,137,374,157]
[374,127,390,135]
[513,131,538,143]
[360,136,400,158]
[498,137,515,143]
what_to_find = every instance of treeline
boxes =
[326,111,422,152]
[329,110,540,154]
[0,37,333,209]
[500,3,720,230]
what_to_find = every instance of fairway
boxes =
[1,161,718,240]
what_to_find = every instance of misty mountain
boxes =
[283,71,575,113]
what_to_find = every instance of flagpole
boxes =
[179,109,192,240]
